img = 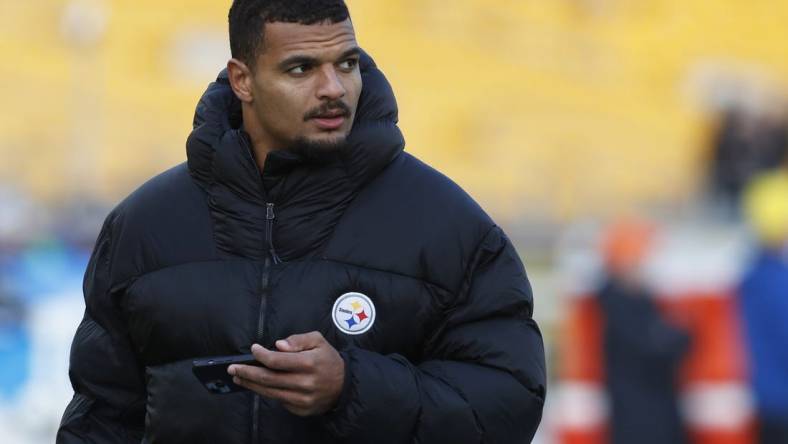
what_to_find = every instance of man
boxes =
[57,1,545,443]
[596,221,690,444]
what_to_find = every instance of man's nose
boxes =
[316,65,346,101]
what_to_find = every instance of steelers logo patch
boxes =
[332,292,376,335]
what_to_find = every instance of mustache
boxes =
[303,100,351,121]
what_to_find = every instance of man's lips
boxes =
[311,114,347,130]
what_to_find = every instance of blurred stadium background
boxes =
[1,1,787,443]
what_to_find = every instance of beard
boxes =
[287,99,353,164]
[286,134,350,164]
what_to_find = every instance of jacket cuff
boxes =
[320,348,357,438]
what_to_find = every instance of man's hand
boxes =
[227,331,345,416]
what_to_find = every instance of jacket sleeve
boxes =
[324,226,546,443]
[57,213,146,443]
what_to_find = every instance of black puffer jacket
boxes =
[57,54,546,444]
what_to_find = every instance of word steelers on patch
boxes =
[332,292,376,335]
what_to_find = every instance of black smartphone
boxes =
[192,354,262,394]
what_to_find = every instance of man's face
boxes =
[248,19,362,152]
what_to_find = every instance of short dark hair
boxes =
[229,0,350,68]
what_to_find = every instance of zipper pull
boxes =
[265,203,282,264]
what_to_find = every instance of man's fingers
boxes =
[228,334,343,417]
[227,364,315,392]
[276,331,325,352]
[233,377,315,413]
[250,343,317,372]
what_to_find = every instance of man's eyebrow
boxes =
[338,47,362,60]
[278,55,320,71]
[277,47,361,71]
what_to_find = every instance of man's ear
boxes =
[227,58,254,103]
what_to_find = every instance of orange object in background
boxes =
[556,295,608,444]
[601,218,656,276]
[673,292,755,444]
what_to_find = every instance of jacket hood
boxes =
[186,51,405,198]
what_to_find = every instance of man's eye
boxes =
[338,58,358,71]
[288,65,310,75]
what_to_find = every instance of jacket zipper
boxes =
[252,202,279,444]
[241,134,285,443]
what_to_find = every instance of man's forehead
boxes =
[262,19,357,58]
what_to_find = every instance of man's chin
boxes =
[287,135,349,163]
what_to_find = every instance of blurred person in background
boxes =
[0,277,28,401]
[56,0,545,443]
[596,220,691,444]
[708,98,788,217]
[739,169,788,444]
[0,189,36,404]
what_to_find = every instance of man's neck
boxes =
[242,105,271,173]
